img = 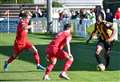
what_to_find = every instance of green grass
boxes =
[0,33,120,82]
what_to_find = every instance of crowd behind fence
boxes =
[0,17,92,37]
[0,17,119,40]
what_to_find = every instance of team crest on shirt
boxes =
[107,29,113,37]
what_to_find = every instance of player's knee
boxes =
[48,61,56,65]
[96,52,99,55]
[47,59,57,65]
[96,45,102,54]
[96,50,101,55]
[69,56,74,61]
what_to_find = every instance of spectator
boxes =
[80,9,85,19]
[89,9,96,24]
[58,11,64,22]
[105,8,113,22]
[35,6,42,17]
[114,8,120,20]
[114,7,120,36]
[37,8,42,17]
[71,11,79,19]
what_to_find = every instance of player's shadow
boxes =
[0,79,41,82]
[0,70,42,73]
[0,44,47,67]
[0,41,120,71]
[69,41,120,71]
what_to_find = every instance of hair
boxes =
[63,23,71,30]
[95,5,105,21]
[19,10,25,17]
[95,5,102,12]
[20,10,32,18]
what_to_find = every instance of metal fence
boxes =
[0,17,119,40]
[0,18,18,32]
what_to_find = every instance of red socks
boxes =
[33,52,40,65]
[45,64,54,75]
[7,56,15,64]
[63,59,73,72]
[45,59,73,76]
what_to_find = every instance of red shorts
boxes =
[13,40,32,54]
[46,46,69,61]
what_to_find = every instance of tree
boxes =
[103,0,120,14]
[52,1,63,7]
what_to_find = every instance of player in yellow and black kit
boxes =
[86,15,116,68]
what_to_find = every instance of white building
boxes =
[34,0,103,9]
[62,0,103,9]
[53,0,103,8]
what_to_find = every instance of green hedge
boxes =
[52,1,63,7]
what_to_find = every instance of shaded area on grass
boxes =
[0,33,120,72]
[0,79,42,82]
[0,42,120,71]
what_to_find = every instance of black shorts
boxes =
[96,39,113,51]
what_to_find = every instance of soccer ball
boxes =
[97,64,105,71]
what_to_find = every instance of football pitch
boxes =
[0,33,120,82]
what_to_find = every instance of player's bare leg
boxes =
[95,45,103,64]
[104,49,110,68]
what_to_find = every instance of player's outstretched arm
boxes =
[86,34,93,44]
[86,32,96,44]
[86,24,97,44]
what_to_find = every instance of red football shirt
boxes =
[48,30,71,50]
[15,17,30,45]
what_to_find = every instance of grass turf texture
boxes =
[0,33,120,82]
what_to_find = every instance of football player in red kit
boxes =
[3,10,45,71]
[43,23,74,80]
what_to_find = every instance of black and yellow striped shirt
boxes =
[93,21,113,40]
